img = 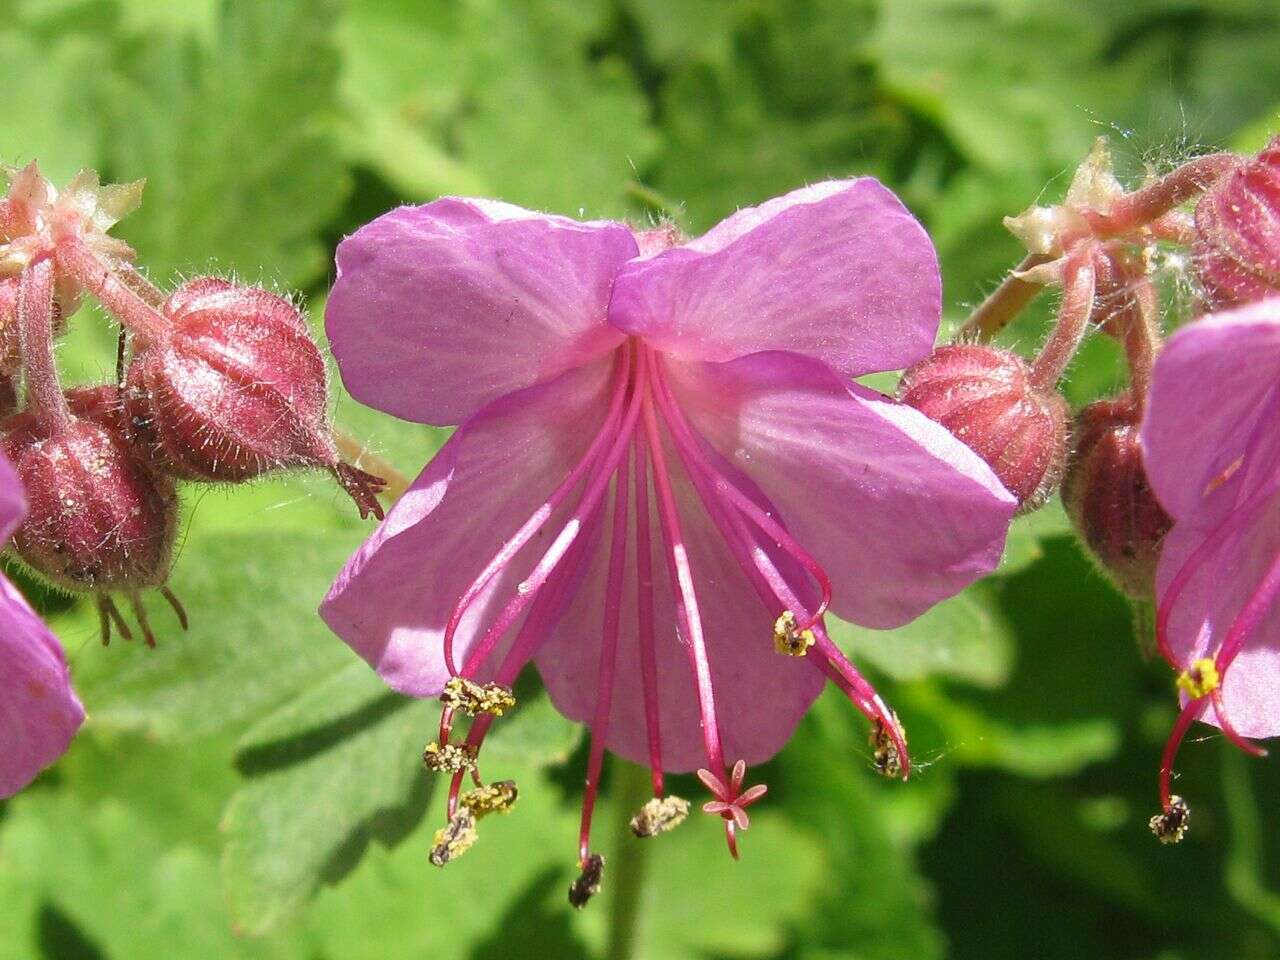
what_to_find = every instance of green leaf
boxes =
[339,0,659,216]
[100,0,350,288]
[222,664,436,935]
[1,793,306,960]
[831,580,1014,689]
[0,30,106,184]
[66,524,365,738]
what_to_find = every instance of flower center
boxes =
[418,338,910,889]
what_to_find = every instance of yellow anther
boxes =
[629,795,691,838]
[422,741,478,773]
[870,713,907,780]
[460,780,518,818]
[429,808,478,866]
[441,677,517,717]
[773,611,815,657]
[1149,795,1190,844]
[1175,659,1220,700]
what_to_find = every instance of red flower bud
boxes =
[1,386,179,600]
[1062,396,1172,598]
[124,278,384,518]
[1193,136,1280,307]
[898,344,1069,513]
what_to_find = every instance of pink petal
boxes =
[1142,298,1280,519]
[0,575,85,797]
[608,179,941,376]
[666,350,1016,629]
[0,451,26,542]
[320,359,617,696]
[535,430,826,773]
[1156,481,1280,739]
[327,198,635,426]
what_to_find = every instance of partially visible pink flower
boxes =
[322,182,1016,892]
[1141,296,1280,841]
[0,448,85,798]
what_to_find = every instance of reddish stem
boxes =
[1029,251,1097,389]
[1088,153,1243,237]
[55,236,167,341]
[955,253,1051,343]
[16,258,70,432]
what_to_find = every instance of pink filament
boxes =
[1159,697,1208,810]
[632,432,666,796]
[440,347,632,677]
[1155,473,1280,665]
[640,349,727,785]
[649,361,832,628]
[452,350,648,685]
[578,447,632,864]
[648,355,909,775]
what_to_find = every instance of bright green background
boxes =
[2,0,1279,957]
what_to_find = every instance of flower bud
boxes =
[1193,136,1280,307]
[898,344,1069,513]
[124,278,384,517]
[1,386,178,595]
[1061,396,1172,598]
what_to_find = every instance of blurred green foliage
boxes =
[2,0,1280,957]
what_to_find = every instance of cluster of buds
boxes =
[912,135,1280,844]
[0,164,384,644]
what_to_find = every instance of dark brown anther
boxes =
[1149,795,1190,844]
[568,853,605,909]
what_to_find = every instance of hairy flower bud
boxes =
[124,278,384,517]
[1,386,178,595]
[898,344,1069,513]
[1193,136,1280,307]
[1062,396,1172,598]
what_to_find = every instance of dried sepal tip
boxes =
[629,795,691,838]
[568,853,605,909]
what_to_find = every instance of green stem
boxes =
[606,761,653,960]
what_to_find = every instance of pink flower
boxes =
[1142,296,1280,841]
[321,182,1016,885]
[0,448,85,798]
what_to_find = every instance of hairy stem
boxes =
[955,253,1050,342]
[17,258,70,431]
[1088,152,1242,236]
[1029,253,1096,389]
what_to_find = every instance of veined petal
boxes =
[667,350,1016,629]
[1142,298,1280,519]
[1156,482,1280,739]
[327,198,635,426]
[0,575,85,797]
[535,431,825,772]
[608,179,941,376]
[320,359,617,696]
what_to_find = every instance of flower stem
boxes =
[55,236,167,341]
[17,258,70,432]
[955,253,1050,343]
[607,760,653,960]
[1029,254,1096,390]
